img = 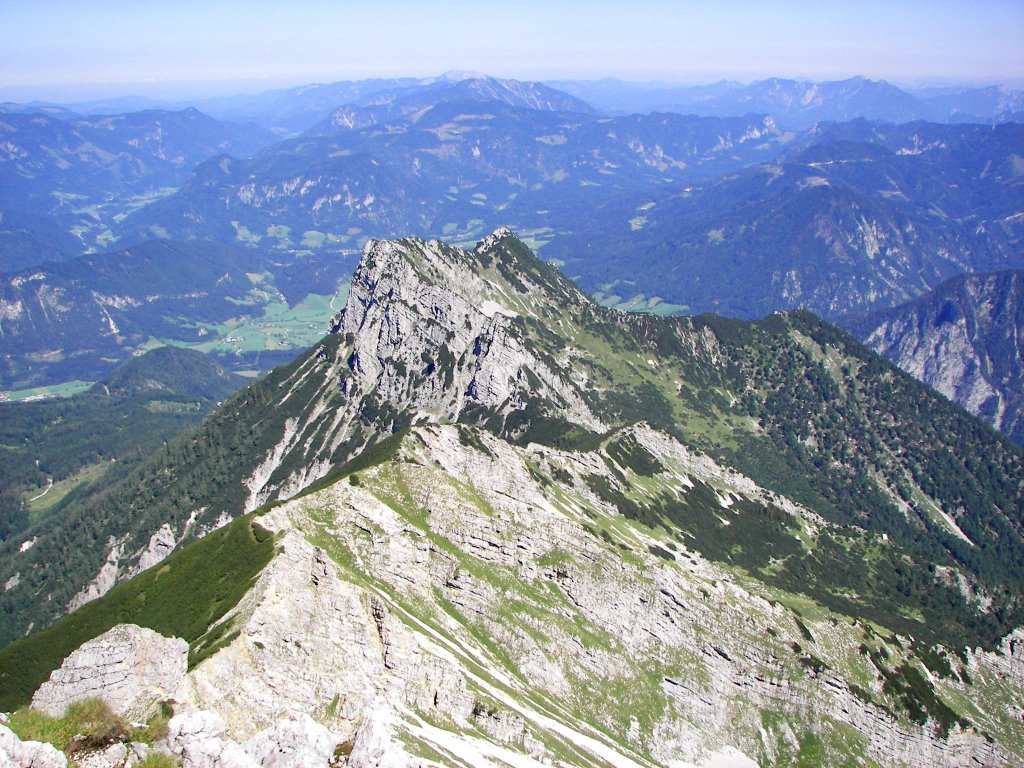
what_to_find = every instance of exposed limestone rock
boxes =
[74,742,126,768]
[164,710,258,768]
[332,233,604,433]
[21,742,68,768]
[19,417,1021,767]
[345,704,418,768]
[177,521,474,742]
[10,233,1022,768]
[163,710,343,768]
[0,724,19,765]
[66,538,124,612]
[475,708,527,745]
[158,421,1023,766]
[32,624,187,721]
[242,714,338,768]
[131,524,177,575]
[0,724,68,768]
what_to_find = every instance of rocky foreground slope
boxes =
[6,422,1024,767]
[1,230,1023,766]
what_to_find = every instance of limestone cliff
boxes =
[4,230,1023,767]
[25,423,1021,766]
[844,269,1024,446]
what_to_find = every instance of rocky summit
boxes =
[1,230,1023,767]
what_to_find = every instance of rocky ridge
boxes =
[3,230,1023,766]
[32,624,186,722]
[11,421,1022,766]
[843,269,1024,446]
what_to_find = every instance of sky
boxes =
[2,0,1022,102]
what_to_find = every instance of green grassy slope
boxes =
[0,514,276,711]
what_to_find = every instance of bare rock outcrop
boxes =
[164,710,257,768]
[242,714,338,768]
[0,724,68,768]
[164,709,343,768]
[32,624,187,721]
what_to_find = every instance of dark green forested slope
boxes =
[0,347,244,547]
[840,269,1024,447]
[0,340,331,647]
[1,232,1021,659]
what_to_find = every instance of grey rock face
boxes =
[333,232,604,432]
[0,725,68,768]
[164,709,344,768]
[243,714,338,768]
[847,269,1024,445]
[177,525,472,743]
[164,710,258,768]
[32,624,187,721]
[132,524,177,575]
[167,423,1023,767]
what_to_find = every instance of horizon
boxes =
[3,71,1024,109]
[2,0,1022,103]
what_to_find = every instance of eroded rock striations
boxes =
[844,269,1024,446]
[4,230,1024,767]
[32,624,187,722]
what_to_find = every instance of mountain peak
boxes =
[3,230,1024,765]
[436,69,489,83]
[331,230,602,434]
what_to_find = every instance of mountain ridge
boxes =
[841,269,1024,445]
[547,75,1024,127]
[2,230,1021,649]
[1,230,1022,765]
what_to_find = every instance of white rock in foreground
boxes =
[243,714,338,768]
[164,710,257,768]
[0,723,68,768]
[32,623,187,721]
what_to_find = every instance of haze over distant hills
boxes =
[0,107,275,250]
[7,72,1022,134]
[1,71,1021,443]
[547,76,1024,127]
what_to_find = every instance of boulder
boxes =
[243,714,338,767]
[0,724,68,768]
[165,710,258,768]
[32,624,187,721]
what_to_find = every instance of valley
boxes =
[0,64,1022,768]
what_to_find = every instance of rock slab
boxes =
[0,724,68,768]
[32,624,187,721]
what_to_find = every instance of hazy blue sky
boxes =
[2,0,1022,100]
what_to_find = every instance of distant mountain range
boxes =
[548,76,1024,127]
[96,93,1021,326]
[2,72,1021,431]
[10,73,1021,137]
[3,73,597,137]
[114,102,788,252]
[842,270,1024,446]
[546,121,1024,319]
[0,108,275,253]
